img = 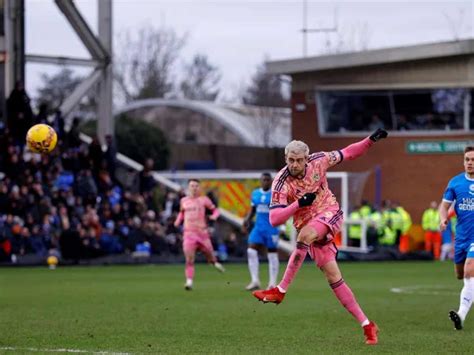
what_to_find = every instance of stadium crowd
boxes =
[0,84,247,264]
[0,119,190,263]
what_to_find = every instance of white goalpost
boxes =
[327,171,371,253]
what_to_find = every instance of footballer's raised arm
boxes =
[340,128,388,162]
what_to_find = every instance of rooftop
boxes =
[267,39,474,75]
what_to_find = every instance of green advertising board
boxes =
[406,140,474,154]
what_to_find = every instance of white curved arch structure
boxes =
[114,99,255,145]
[113,99,290,147]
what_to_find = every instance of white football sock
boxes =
[267,252,279,287]
[440,243,451,261]
[247,248,260,283]
[458,277,474,321]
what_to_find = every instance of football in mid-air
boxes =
[26,123,58,154]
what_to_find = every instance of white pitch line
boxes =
[0,346,132,354]
[389,285,458,296]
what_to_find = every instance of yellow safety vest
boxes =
[368,211,383,233]
[349,211,362,240]
[380,226,397,246]
[396,207,412,234]
[359,205,372,218]
[390,209,404,232]
[422,208,440,231]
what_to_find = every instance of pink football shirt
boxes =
[270,151,342,230]
[179,196,216,233]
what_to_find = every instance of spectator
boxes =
[161,191,180,222]
[51,109,65,139]
[99,220,122,254]
[348,206,362,247]
[139,158,156,194]
[0,222,12,261]
[368,114,385,130]
[164,216,181,255]
[88,137,103,176]
[397,114,411,131]
[59,224,81,263]
[35,102,49,125]
[75,169,98,201]
[6,81,33,144]
[422,201,441,260]
[104,134,117,184]
[67,117,82,149]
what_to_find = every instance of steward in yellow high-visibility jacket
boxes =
[422,201,441,260]
[395,203,412,253]
[348,209,362,247]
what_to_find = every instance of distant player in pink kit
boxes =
[252,128,388,345]
[174,179,225,290]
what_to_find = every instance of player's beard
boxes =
[289,167,304,177]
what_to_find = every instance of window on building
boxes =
[317,88,471,133]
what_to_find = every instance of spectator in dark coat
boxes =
[6,81,33,143]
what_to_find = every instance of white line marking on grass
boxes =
[0,346,132,354]
[390,285,458,296]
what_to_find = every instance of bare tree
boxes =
[443,7,470,41]
[242,58,289,108]
[114,25,187,103]
[323,21,372,54]
[252,106,284,147]
[36,67,97,114]
[180,54,221,101]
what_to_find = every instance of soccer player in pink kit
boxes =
[174,179,225,290]
[252,128,388,345]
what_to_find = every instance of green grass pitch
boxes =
[0,261,470,354]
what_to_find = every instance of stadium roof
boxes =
[267,39,474,75]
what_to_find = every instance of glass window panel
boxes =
[317,89,469,133]
[318,91,391,132]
